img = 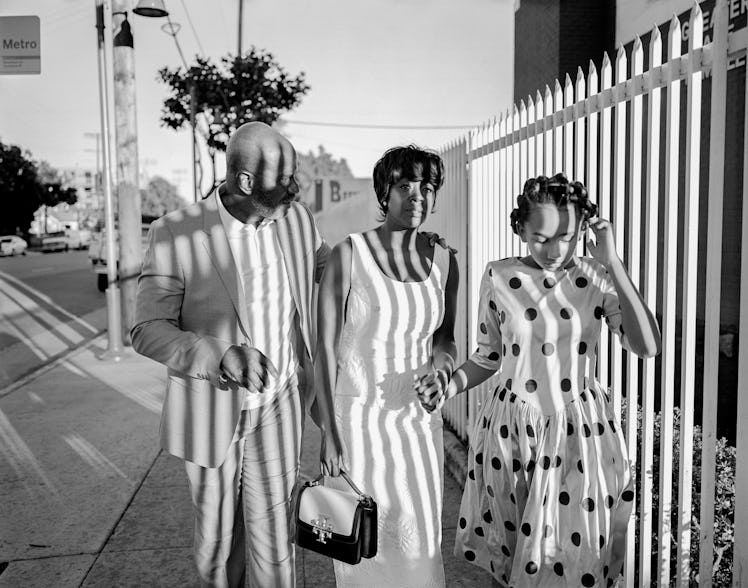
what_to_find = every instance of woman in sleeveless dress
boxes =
[314,145,459,587]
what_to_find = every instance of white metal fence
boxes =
[428,1,746,585]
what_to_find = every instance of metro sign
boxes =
[0,16,40,75]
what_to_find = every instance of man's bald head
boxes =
[226,122,297,196]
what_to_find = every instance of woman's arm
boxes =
[416,252,459,409]
[313,238,351,476]
[587,217,661,358]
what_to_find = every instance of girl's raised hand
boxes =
[586,216,619,267]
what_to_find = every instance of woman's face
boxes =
[519,202,583,271]
[385,176,436,229]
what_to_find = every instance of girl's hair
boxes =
[510,173,598,235]
[372,145,445,217]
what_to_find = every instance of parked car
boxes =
[0,235,28,256]
[39,231,69,253]
[89,225,150,292]
[64,228,92,250]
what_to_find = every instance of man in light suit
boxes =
[132,122,344,587]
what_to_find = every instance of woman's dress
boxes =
[455,257,635,588]
[329,233,450,587]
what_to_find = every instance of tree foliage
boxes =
[0,141,77,236]
[158,49,310,195]
[140,175,184,218]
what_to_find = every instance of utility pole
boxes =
[112,0,141,345]
[191,82,199,202]
[237,0,244,56]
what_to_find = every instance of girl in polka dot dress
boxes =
[416,174,661,587]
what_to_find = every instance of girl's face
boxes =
[385,176,436,229]
[519,202,584,271]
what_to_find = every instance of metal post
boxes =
[237,0,244,56]
[112,0,142,346]
[95,0,123,360]
[191,81,199,202]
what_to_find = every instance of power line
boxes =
[283,119,475,130]
[180,0,205,55]
[163,15,189,69]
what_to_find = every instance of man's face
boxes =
[238,170,299,220]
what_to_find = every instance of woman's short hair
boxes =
[510,173,597,234]
[372,145,445,217]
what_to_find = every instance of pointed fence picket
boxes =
[431,0,746,584]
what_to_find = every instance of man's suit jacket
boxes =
[131,196,329,468]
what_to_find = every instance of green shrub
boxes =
[622,403,735,587]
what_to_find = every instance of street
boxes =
[0,250,106,390]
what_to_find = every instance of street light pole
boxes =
[95,0,123,360]
[112,0,141,346]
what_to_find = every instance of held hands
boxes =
[219,343,278,393]
[414,368,451,413]
[586,216,619,267]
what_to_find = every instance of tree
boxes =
[0,141,76,236]
[158,49,310,196]
[140,175,184,218]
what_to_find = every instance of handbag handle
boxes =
[315,466,372,504]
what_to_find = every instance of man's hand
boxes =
[422,231,457,255]
[219,343,278,393]
[414,368,450,413]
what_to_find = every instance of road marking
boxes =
[0,270,98,333]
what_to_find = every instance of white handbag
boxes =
[294,470,377,565]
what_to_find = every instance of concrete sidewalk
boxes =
[0,336,491,587]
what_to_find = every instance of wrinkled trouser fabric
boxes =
[185,381,303,588]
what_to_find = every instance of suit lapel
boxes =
[199,196,251,342]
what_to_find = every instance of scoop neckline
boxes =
[354,232,436,284]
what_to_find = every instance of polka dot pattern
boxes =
[456,258,633,583]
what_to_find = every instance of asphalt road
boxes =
[0,250,107,389]
[0,250,104,318]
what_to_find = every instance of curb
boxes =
[0,333,105,399]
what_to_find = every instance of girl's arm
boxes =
[417,263,501,410]
[587,217,661,358]
[313,238,351,476]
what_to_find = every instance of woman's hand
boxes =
[421,231,458,255]
[320,429,347,477]
[414,368,450,413]
[586,216,619,267]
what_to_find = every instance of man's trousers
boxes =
[184,381,303,588]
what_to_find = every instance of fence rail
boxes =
[431,1,745,585]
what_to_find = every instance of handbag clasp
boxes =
[311,515,333,544]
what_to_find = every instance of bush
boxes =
[623,403,735,587]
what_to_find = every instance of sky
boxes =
[1,0,514,201]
